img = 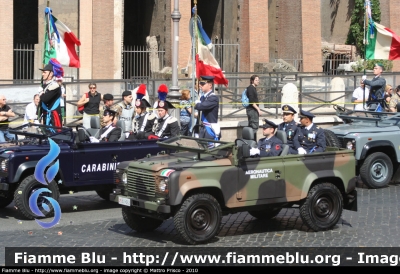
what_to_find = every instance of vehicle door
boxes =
[236,156,285,202]
[73,142,121,185]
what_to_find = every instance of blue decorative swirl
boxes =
[29,188,61,228]
[30,137,62,229]
[34,138,60,185]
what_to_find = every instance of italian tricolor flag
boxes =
[366,22,400,60]
[43,7,81,68]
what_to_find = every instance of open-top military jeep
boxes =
[111,133,357,245]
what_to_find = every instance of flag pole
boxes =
[363,0,368,110]
[191,0,200,136]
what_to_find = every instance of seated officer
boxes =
[148,99,180,139]
[250,119,283,157]
[278,104,301,154]
[297,110,326,154]
[131,98,156,140]
[89,109,121,142]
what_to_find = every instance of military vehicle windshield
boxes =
[157,136,233,155]
[9,123,74,144]
[339,111,400,127]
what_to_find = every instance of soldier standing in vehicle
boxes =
[89,109,121,143]
[297,110,326,154]
[278,104,301,154]
[362,63,386,111]
[249,119,282,157]
[194,76,221,146]
[131,87,156,140]
[148,100,179,139]
[389,85,400,112]
[38,58,64,129]
[114,90,135,138]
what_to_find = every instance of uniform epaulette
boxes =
[167,116,178,123]
[48,82,60,91]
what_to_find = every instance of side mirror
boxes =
[238,143,250,159]
[78,129,86,142]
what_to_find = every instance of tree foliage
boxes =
[346,0,381,58]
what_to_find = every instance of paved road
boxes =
[1,181,400,265]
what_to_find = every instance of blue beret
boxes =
[262,119,278,129]
[200,76,215,82]
[282,104,297,114]
[299,110,315,119]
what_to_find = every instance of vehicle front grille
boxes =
[126,168,156,197]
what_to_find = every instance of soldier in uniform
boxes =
[297,110,326,154]
[250,119,282,157]
[131,87,156,140]
[278,105,301,154]
[194,76,221,147]
[99,93,119,127]
[114,90,135,138]
[89,109,121,143]
[149,100,180,139]
[38,58,64,129]
[362,63,386,111]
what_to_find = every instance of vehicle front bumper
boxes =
[110,193,171,213]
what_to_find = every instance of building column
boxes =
[301,0,322,72]
[0,0,14,80]
[249,0,269,70]
[79,0,93,79]
[177,0,193,75]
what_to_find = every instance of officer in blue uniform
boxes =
[278,104,301,154]
[297,110,326,154]
[250,119,282,157]
[194,76,221,145]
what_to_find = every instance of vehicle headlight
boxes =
[1,159,8,172]
[122,172,127,185]
[159,178,168,192]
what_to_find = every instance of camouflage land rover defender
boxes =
[110,134,358,245]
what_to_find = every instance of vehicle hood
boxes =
[127,151,233,172]
[326,124,400,136]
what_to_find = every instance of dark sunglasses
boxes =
[199,81,207,86]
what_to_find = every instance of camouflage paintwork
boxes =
[111,136,357,215]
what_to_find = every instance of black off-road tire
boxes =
[299,182,343,231]
[324,129,342,148]
[360,152,393,189]
[174,193,222,245]
[14,175,60,220]
[248,207,282,220]
[0,194,13,208]
[122,207,163,232]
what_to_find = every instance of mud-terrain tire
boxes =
[174,193,222,245]
[248,207,282,220]
[96,189,113,201]
[122,207,163,232]
[324,129,342,148]
[14,175,60,220]
[0,193,13,208]
[360,152,393,189]
[299,182,343,231]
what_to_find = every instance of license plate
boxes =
[118,196,131,206]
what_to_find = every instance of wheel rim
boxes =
[312,193,336,223]
[370,160,388,183]
[188,204,214,235]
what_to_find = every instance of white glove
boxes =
[195,100,201,104]
[362,75,367,81]
[250,147,260,156]
[298,147,307,155]
[89,136,99,143]
[33,120,39,124]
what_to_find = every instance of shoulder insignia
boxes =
[167,117,178,123]
[275,144,281,150]
[48,82,60,91]
[316,126,320,129]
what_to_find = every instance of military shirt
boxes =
[195,91,219,123]
[153,115,180,138]
[389,92,400,110]
[256,135,283,157]
[364,76,386,107]
[132,112,156,139]
[278,120,301,154]
[298,123,326,153]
